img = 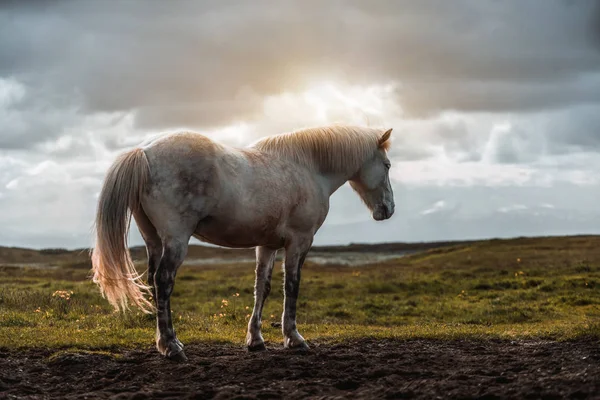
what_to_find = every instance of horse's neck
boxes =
[310,157,357,196]
[316,171,352,197]
[239,147,351,197]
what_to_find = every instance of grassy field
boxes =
[1,236,599,350]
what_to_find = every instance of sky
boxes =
[1,0,600,249]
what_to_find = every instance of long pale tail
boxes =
[91,148,155,313]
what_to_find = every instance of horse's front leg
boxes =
[282,238,312,350]
[154,240,188,361]
[246,246,277,351]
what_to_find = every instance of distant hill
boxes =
[0,239,479,267]
[1,235,596,267]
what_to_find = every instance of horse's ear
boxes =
[379,128,392,149]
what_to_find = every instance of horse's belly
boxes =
[193,216,284,249]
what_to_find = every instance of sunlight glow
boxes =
[206,122,252,147]
[261,81,399,130]
[301,81,397,124]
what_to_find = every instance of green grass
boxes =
[1,235,600,350]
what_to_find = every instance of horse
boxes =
[91,124,395,361]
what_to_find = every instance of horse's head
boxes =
[349,128,395,221]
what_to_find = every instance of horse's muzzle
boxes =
[373,203,395,221]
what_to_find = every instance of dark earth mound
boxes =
[1,339,599,399]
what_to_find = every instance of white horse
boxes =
[91,125,395,361]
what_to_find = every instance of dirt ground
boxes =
[1,339,599,399]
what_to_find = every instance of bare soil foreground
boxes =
[1,339,600,400]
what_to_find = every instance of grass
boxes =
[1,235,600,350]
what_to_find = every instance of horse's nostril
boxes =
[384,203,395,219]
[380,205,389,219]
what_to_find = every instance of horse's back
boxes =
[143,131,221,161]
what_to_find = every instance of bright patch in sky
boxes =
[259,81,400,134]
[301,81,397,123]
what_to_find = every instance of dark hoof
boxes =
[167,349,188,362]
[287,341,310,352]
[247,342,267,352]
[163,339,187,362]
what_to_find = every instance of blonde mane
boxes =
[252,125,389,173]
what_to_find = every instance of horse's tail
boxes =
[91,148,155,313]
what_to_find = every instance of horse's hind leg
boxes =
[246,246,278,351]
[133,208,162,295]
[134,209,187,353]
[154,239,189,361]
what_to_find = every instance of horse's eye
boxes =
[384,162,391,170]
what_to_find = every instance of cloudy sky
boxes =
[1,0,600,249]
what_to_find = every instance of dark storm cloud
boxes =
[1,0,600,148]
[133,95,263,131]
[588,0,600,49]
[544,105,600,153]
[397,78,600,117]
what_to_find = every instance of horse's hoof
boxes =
[247,341,267,352]
[286,341,310,352]
[167,349,188,362]
[160,339,187,362]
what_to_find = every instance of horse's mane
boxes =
[251,125,390,173]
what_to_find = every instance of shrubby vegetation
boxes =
[1,236,599,349]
